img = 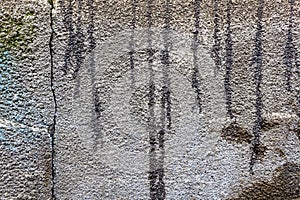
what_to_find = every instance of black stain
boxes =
[146,0,166,199]
[73,0,85,98]
[224,0,234,119]
[284,0,296,93]
[129,0,137,89]
[191,0,202,114]
[249,0,264,174]
[146,1,158,199]
[161,0,172,132]
[85,0,102,151]
[261,117,281,131]
[221,122,252,144]
[212,0,221,73]
[61,0,75,75]
[228,162,300,200]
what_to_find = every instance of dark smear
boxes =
[146,0,167,198]
[274,147,286,158]
[221,122,252,144]
[261,117,281,131]
[85,0,102,150]
[129,0,137,89]
[191,0,202,113]
[224,0,234,119]
[227,162,300,200]
[283,0,295,92]
[212,0,221,73]
[249,0,264,174]
[61,0,75,75]
[49,0,57,199]
[73,1,85,98]
[146,1,159,199]
[161,0,172,132]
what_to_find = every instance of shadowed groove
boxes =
[250,0,264,174]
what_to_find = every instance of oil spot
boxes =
[274,147,286,158]
[221,122,252,144]
[228,162,300,200]
[261,117,281,131]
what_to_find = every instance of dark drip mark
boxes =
[212,0,221,74]
[62,0,75,75]
[191,0,202,114]
[284,0,295,93]
[224,0,234,119]
[146,1,159,199]
[250,0,264,175]
[85,0,102,150]
[161,0,172,132]
[129,0,137,89]
[49,0,57,199]
[73,1,85,98]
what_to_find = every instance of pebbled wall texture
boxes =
[1,0,300,199]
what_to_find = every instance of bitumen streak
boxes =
[224,0,234,119]
[73,0,85,98]
[129,0,137,89]
[61,0,75,75]
[250,0,264,175]
[191,0,202,114]
[146,0,158,199]
[284,0,296,93]
[212,0,221,74]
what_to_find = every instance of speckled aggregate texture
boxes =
[1,0,300,199]
[0,0,52,199]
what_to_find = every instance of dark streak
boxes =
[191,0,202,113]
[129,0,137,89]
[284,0,295,93]
[85,0,102,150]
[73,1,85,98]
[161,0,172,132]
[212,0,221,73]
[250,0,264,174]
[49,0,57,199]
[146,0,160,199]
[62,0,75,75]
[224,0,234,119]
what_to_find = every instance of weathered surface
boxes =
[0,0,53,199]
[1,0,300,199]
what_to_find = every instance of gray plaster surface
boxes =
[1,0,300,199]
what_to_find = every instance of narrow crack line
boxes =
[49,1,57,199]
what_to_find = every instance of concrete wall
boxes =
[1,0,300,199]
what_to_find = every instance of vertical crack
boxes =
[48,0,57,199]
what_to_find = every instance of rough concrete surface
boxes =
[1,0,300,199]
